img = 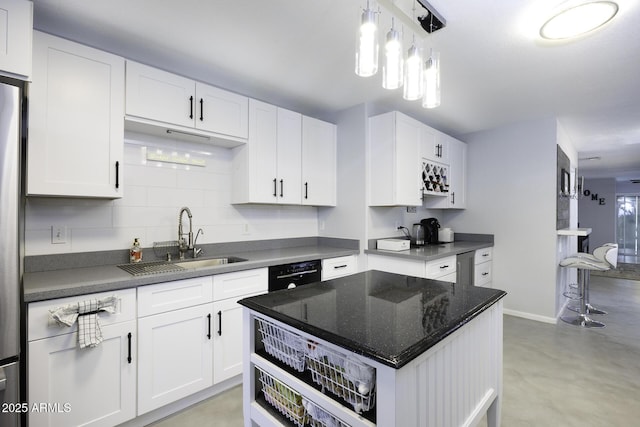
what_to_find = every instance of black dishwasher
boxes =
[268,260,322,292]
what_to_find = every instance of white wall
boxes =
[24,132,319,256]
[578,177,617,248]
[444,118,559,322]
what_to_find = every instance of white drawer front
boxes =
[213,267,268,301]
[474,247,493,264]
[475,262,493,286]
[368,254,426,278]
[138,276,213,317]
[425,255,457,279]
[28,288,137,341]
[322,255,357,280]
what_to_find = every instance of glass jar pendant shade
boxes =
[355,5,379,77]
[382,19,403,89]
[423,50,440,108]
[403,42,424,101]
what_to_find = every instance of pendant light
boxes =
[423,49,440,108]
[382,17,403,90]
[355,0,379,77]
[403,35,423,101]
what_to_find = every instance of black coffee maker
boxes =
[420,218,440,244]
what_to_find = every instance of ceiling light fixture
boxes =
[423,49,440,108]
[355,0,379,77]
[403,35,424,100]
[540,1,619,40]
[382,17,403,90]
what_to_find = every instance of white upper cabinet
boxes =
[369,111,422,206]
[28,31,124,198]
[233,100,333,206]
[424,134,467,209]
[0,0,32,80]
[301,116,336,206]
[125,61,248,146]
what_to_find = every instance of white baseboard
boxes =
[503,308,557,324]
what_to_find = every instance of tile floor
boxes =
[150,275,640,426]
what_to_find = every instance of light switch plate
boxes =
[51,225,67,244]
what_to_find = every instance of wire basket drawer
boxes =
[257,317,306,371]
[257,367,306,427]
[304,398,351,427]
[305,342,376,414]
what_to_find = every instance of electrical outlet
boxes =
[51,225,67,244]
[241,223,250,235]
[406,206,417,213]
[394,221,401,230]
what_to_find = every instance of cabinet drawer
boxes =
[138,276,213,317]
[322,255,357,280]
[28,288,136,341]
[425,255,457,279]
[213,267,268,301]
[474,262,493,286]
[474,247,493,264]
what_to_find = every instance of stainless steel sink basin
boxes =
[174,256,247,269]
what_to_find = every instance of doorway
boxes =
[617,195,639,263]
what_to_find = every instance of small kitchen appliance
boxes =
[421,218,441,244]
[439,228,454,243]
[377,238,411,251]
[411,223,426,246]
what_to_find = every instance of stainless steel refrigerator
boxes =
[0,76,25,427]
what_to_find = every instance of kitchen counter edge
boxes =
[364,240,493,261]
[23,245,359,303]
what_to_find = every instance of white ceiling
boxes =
[32,0,640,181]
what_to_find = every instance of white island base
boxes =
[242,299,503,427]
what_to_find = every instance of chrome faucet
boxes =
[178,207,196,260]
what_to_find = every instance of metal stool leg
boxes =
[561,269,605,328]
[567,270,607,315]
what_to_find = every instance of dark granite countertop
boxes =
[23,238,359,302]
[239,270,506,369]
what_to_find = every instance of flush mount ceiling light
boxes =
[540,1,619,40]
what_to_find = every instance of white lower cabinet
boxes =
[367,254,457,282]
[213,268,268,384]
[321,255,358,280]
[474,247,493,287]
[27,289,137,427]
[137,303,214,414]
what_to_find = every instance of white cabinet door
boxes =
[322,255,358,280]
[212,267,268,301]
[28,321,136,427]
[195,81,248,138]
[423,135,466,209]
[369,111,422,206]
[277,107,302,204]
[125,60,194,128]
[0,0,32,80]
[213,296,246,384]
[421,126,448,163]
[28,31,124,198]
[137,304,213,414]
[302,116,336,206]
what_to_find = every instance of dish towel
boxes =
[50,296,117,349]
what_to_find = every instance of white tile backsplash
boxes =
[25,133,319,256]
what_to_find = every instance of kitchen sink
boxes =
[174,256,247,269]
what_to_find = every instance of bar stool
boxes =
[559,255,609,328]
[570,244,618,315]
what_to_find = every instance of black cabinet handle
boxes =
[304,182,308,199]
[189,96,194,119]
[127,332,132,364]
[440,265,449,269]
[199,98,204,121]
[334,264,348,269]
[273,178,277,197]
[217,311,222,336]
[451,192,455,205]
[280,179,284,197]
[207,313,211,339]
[115,161,120,189]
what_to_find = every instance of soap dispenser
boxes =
[130,238,143,263]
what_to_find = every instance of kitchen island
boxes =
[240,270,506,427]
